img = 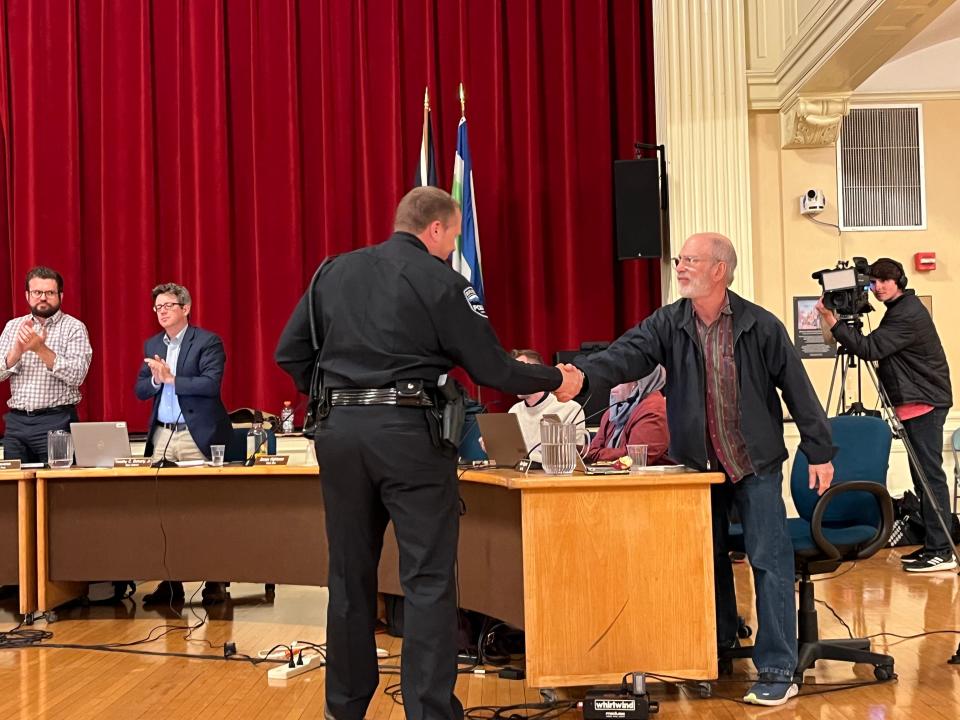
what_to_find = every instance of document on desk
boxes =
[175,460,206,467]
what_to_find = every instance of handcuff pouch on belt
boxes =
[396,379,428,406]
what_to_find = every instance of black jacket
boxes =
[577,292,834,475]
[275,232,562,395]
[830,290,952,408]
[135,325,233,460]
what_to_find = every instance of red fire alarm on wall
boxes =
[914,252,936,272]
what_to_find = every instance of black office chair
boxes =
[723,415,896,681]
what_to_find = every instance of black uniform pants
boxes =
[2,407,78,463]
[315,405,463,720]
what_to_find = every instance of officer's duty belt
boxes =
[328,388,434,407]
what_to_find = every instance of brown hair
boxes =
[510,348,544,365]
[25,266,64,294]
[151,283,192,306]
[394,186,460,234]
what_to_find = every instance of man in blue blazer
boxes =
[135,283,232,463]
[135,282,233,605]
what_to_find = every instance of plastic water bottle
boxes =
[280,400,295,434]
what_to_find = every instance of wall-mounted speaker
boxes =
[614,158,663,260]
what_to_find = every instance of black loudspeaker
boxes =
[614,158,663,260]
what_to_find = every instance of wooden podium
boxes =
[381,468,723,687]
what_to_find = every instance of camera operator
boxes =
[816,258,955,573]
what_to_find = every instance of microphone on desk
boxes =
[151,412,182,468]
[243,410,268,467]
[242,438,266,467]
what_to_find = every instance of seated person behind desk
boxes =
[508,349,584,462]
[135,282,232,606]
[583,365,670,465]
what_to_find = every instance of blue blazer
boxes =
[135,325,233,460]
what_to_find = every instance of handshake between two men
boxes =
[553,363,584,403]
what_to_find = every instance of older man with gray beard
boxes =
[554,233,835,706]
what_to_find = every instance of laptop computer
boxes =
[70,422,132,468]
[475,413,530,468]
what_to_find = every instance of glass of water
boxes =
[47,430,74,469]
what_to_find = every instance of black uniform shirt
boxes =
[275,231,562,395]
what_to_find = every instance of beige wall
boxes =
[749,99,960,506]
[750,99,960,403]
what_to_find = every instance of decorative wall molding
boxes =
[746,0,954,110]
[781,96,851,147]
[850,89,960,103]
[746,0,877,109]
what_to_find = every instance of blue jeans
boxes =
[712,471,797,679]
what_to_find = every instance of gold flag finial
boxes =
[459,83,465,117]
[423,86,430,111]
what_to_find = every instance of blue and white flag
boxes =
[451,116,484,303]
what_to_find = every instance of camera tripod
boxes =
[825,328,960,662]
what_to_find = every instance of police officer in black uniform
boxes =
[275,187,562,720]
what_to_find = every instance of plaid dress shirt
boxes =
[696,297,754,481]
[0,311,93,411]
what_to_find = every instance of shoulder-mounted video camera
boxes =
[812,257,873,319]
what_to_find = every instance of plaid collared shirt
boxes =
[696,296,754,482]
[0,311,93,411]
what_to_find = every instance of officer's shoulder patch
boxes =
[463,286,488,318]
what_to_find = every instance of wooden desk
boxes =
[35,465,325,612]
[0,469,37,615]
[36,464,721,687]
[380,468,724,687]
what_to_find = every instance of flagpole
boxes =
[421,86,431,185]
[454,82,482,404]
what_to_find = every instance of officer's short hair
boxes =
[151,282,192,307]
[394,187,461,234]
[510,348,544,365]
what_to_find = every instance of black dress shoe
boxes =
[201,581,229,605]
[143,581,185,604]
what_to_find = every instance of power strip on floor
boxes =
[267,653,325,684]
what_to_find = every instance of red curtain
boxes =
[0,0,657,432]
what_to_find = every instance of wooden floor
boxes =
[0,548,957,719]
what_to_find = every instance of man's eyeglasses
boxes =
[671,255,714,268]
[28,290,60,299]
[153,302,184,313]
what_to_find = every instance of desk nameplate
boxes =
[114,458,154,468]
[0,460,22,470]
[254,455,289,466]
